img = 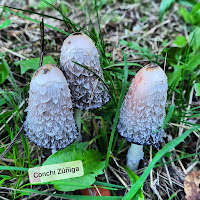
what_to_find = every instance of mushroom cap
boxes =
[60,32,110,110]
[24,64,78,150]
[117,63,168,147]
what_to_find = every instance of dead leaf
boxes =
[184,170,200,200]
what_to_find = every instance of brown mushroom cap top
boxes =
[62,32,95,50]
[24,64,78,149]
[32,64,66,86]
[117,63,168,147]
[60,32,110,110]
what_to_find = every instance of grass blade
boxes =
[0,166,28,171]
[41,0,80,32]
[105,50,128,171]
[159,0,175,21]
[6,8,69,35]
[94,181,126,189]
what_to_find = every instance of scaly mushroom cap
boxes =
[24,64,78,150]
[60,32,110,110]
[117,63,168,147]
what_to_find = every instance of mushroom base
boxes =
[126,143,144,171]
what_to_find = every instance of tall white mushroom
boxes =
[24,64,78,150]
[117,63,168,171]
[60,32,110,139]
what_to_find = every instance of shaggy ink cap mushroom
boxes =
[117,63,168,148]
[117,63,168,171]
[24,64,78,150]
[60,32,110,110]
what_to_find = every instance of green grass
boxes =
[0,0,200,199]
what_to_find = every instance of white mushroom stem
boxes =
[52,149,57,154]
[126,143,144,171]
[74,108,82,142]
